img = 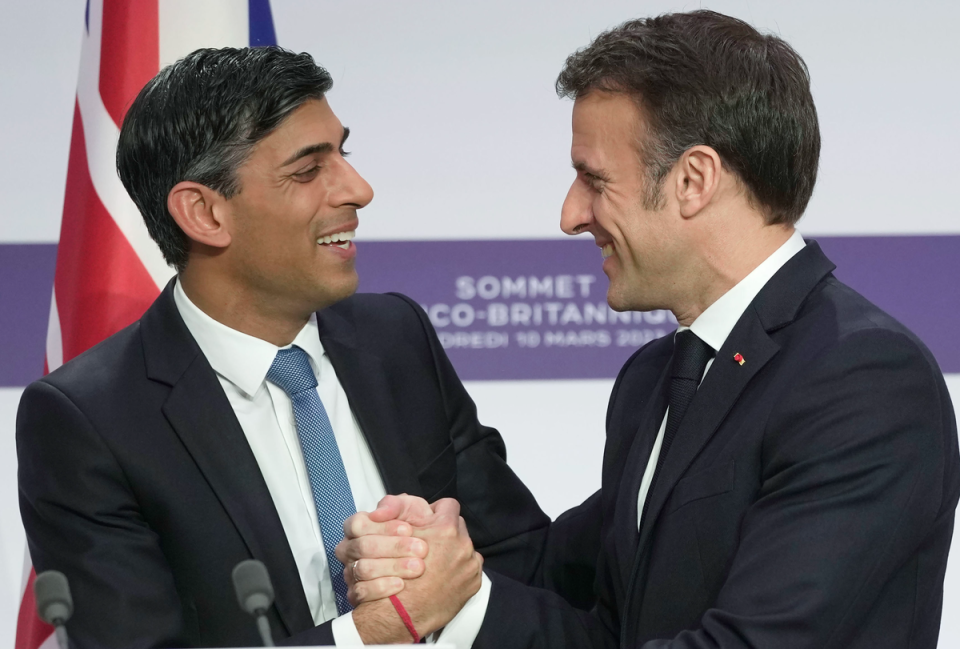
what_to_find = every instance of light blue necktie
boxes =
[267,346,355,615]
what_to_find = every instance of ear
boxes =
[674,145,723,219]
[166,181,232,249]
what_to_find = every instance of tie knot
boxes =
[266,346,318,395]
[670,330,714,381]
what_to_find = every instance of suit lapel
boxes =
[142,282,313,636]
[316,306,421,497]
[614,355,671,566]
[635,308,779,555]
[632,240,838,561]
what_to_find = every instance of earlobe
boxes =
[167,182,232,249]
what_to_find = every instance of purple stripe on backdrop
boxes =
[0,236,957,386]
[0,244,57,387]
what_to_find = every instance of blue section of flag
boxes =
[248,0,277,46]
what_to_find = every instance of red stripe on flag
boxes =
[14,569,53,649]
[99,0,159,128]
[55,101,160,363]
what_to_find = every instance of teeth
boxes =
[318,230,356,245]
[602,244,614,259]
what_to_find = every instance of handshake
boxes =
[335,494,485,644]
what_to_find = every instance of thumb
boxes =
[368,494,405,523]
[370,494,435,526]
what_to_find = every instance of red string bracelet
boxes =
[389,594,421,643]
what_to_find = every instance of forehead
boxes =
[570,91,644,160]
[253,96,342,162]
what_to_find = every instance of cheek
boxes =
[602,203,645,257]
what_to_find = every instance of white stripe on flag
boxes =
[76,0,175,292]
[37,631,60,649]
[45,289,63,373]
[159,0,249,68]
[20,547,31,600]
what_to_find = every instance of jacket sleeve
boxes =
[389,292,602,610]
[18,379,193,648]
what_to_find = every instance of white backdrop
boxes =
[1,0,958,646]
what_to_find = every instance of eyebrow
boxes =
[279,126,351,167]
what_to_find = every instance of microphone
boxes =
[232,559,276,647]
[34,570,73,649]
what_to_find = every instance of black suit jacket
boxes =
[477,242,960,648]
[17,284,600,648]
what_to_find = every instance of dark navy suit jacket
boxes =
[17,285,601,647]
[477,242,959,648]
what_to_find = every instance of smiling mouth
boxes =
[602,243,614,259]
[317,229,355,249]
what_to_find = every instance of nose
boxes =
[560,176,593,235]
[335,158,375,209]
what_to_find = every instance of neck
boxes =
[178,266,311,347]
[672,222,794,326]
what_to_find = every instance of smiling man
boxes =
[15,47,595,648]
[340,10,960,648]
[488,10,959,647]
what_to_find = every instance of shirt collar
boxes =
[173,279,326,398]
[685,229,806,351]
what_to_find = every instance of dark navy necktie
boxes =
[267,346,356,615]
[640,330,714,530]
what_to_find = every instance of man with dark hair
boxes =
[344,10,959,648]
[17,46,598,647]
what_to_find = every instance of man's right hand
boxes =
[339,496,484,643]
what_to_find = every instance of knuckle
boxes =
[439,525,458,540]
[349,513,370,537]
[398,557,418,577]
[356,537,376,557]
[371,578,390,599]
[353,560,365,581]
[398,537,417,555]
[439,497,461,514]
[352,583,366,603]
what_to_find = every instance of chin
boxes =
[607,283,657,314]
[606,286,632,312]
[303,273,358,313]
[327,274,360,306]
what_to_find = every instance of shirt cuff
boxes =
[430,571,492,647]
[331,610,365,646]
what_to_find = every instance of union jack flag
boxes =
[16,2,276,647]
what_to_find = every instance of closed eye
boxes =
[573,161,609,192]
[583,172,606,193]
[292,165,321,182]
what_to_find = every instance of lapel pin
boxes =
[733,353,745,366]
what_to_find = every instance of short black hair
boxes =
[557,10,820,225]
[117,46,334,272]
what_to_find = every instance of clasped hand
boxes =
[335,495,483,641]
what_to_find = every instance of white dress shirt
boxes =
[174,281,490,646]
[636,230,807,527]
